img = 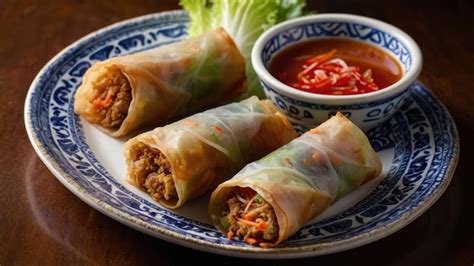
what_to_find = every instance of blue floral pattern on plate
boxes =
[24,11,459,258]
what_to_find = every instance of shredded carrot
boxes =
[297,62,318,81]
[257,222,267,231]
[312,152,322,164]
[287,48,380,95]
[92,99,102,109]
[92,95,113,109]
[244,206,264,221]
[306,49,338,64]
[330,156,342,166]
[283,157,293,166]
[243,211,257,221]
[237,218,260,227]
[102,95,113,107]
[227,231,234,240]
[214,125,224,133]
[238,219,267,232]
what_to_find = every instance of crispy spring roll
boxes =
[74,28,246,137]
[124,96,297,209]
[209,113,382,247]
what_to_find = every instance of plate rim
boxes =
[24,10,460,259]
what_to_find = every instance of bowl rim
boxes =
[252,13,423,105]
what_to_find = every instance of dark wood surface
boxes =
[1,0,472,265]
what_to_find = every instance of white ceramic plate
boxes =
[24,10,459,259]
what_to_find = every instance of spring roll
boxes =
[209,113,382,247]
[124,96,297,209]
[74,28,246,137]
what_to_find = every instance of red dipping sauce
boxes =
[269,39,403,95]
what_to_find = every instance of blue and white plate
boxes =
[24,10,459,259]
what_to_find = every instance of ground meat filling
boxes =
[132,144,177,202]
[222,188,279,246]
[91,70,132,129]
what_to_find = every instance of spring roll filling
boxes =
[90,69,132,129]
[222,187,279,246]
[131,143,177,201]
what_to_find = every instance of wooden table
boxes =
[1,0,472,265]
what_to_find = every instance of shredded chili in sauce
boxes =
[269,39,402,95]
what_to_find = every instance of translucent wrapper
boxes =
[74,28,246,137]
[124,97,297,209]
[209,113,382,246]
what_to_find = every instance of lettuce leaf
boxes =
[180,0,307,99]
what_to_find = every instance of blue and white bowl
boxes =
[252,13,423,131]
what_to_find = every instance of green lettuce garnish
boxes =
[180,0,308,99]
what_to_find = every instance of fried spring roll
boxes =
[209,113,382,247]
[124,97,297,209]
[74,28,246,137]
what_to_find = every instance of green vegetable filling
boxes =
[210,132,220,143]
[255,194,263,204]
[221,216,230,229]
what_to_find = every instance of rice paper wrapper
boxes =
[125,96,297,208]
[75,27,246,137]
[209,113,382,246]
